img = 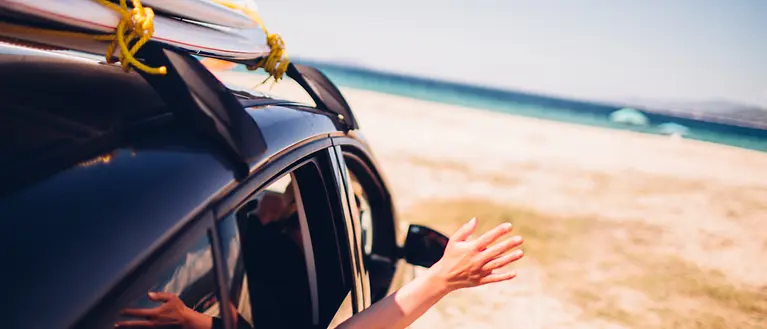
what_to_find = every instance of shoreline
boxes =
[289,60,767,131]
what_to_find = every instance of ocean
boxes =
[247,61,767,153]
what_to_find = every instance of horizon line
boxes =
[292,57,767,112]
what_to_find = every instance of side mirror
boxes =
[401,224,449,268]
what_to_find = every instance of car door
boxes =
[74,144,366,329]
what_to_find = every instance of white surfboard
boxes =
[0,0,271,60]
[142,0,258,29]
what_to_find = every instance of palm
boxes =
[431,218,525,291]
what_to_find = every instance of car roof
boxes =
[0,42,342,328]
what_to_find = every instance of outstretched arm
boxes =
[335,217,524,329]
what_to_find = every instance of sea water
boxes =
[240,62,767,152]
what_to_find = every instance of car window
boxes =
[217,157,354,329]
[113,233,221,327]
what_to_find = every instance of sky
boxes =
[253,0,766,107]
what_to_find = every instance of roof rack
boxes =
[136,43,266,178]
[285,62,359,130]
[0,0,358,173]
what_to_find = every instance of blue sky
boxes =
[254,0,766,107]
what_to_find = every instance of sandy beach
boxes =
[218,72,767,329]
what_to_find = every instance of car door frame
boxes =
[74,135,367,329]
[327,145,371,310]
[211,137,369,327]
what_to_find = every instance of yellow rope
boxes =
[211,0,290,83]
[0,0,165,75]
[3,0,286,79]
[94,0,166,75]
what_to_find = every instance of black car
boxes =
[0,41,448,329]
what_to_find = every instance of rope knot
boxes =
[96,0,288,80]
[130,5,155,37]
[210,0,291,84]
[267,33,285,51]
[258,33,289,82]
[98,0,166,75]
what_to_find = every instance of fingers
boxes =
[114,320,155,328]
[473,222,513,249]
[481,249,524,272]
[120,292,172,318]
[120,308,158,318]
[450,217,477,242]
[478,270,517,285]
[478,235,524,262]
[148,291,174,302]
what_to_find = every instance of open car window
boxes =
[217,154,354,329]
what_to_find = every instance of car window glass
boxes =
[217,212,254,329]
[114,234,220,327]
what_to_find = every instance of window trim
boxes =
[214,137,332,218]
[342,153,400,302]
[333,136,400,246]
[329,145,371,309]
[332,136,402,303]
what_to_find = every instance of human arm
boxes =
[335,217,524,329]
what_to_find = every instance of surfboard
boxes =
[0,0,271,60]
[142,0,258,29]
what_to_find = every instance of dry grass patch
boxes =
[403,156,472,173]
[404,199,767,328]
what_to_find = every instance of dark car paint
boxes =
[1,44,413,329]
[2,106,337,328]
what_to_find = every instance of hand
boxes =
[115,292,210,329]
[427,218,524,292]
[256,192,287,225]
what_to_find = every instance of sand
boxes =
[217,71,767,328]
